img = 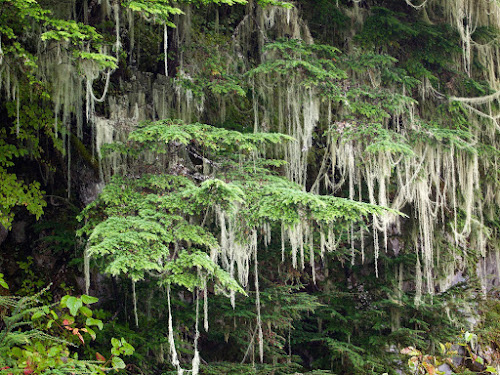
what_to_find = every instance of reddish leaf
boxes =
[96,352,106,362]
[422,362,436,375]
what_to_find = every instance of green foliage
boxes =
[354,7,417,49]
[163,249,244,292]
[256,185,390,225]
[122,0,185,26]
[401,332,499,374]
[0,0,117,227]
[289,269,478,375]
[0,0,113,76]
[332,122,415,158]
[74,51,118,70]
[198,362,304,374]
[254,0,293,8]
[297,0,349,42]
[16,257,47,298]
[4,0,500,374]
[248,39,347,99]
[178,32,246,98]
[0,285,133,374]
[0,274,8,290]
[32,205,80,257]
[125,119,293,153]
[76,109,401,375]
[0,169,46,229]
[0,85,59,228]
[123,0,252,27]
[82,118,385,292]
[205,282,322,366]
[410,121,477,154]
[402,23,461,83]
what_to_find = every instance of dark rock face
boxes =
[0,224,7,247]
[80,181,105,206]
[11,221,26,244]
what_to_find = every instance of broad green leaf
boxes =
[111,337,121,348]
[60,295,70,307]
[86,317,104,330]
[81,294,99,304]
[79,306,93,318]
[112,356,126,369]
[31,310,45,320]
[86,327,97,340]
[121,342,135,356]
[66,296,82,316]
